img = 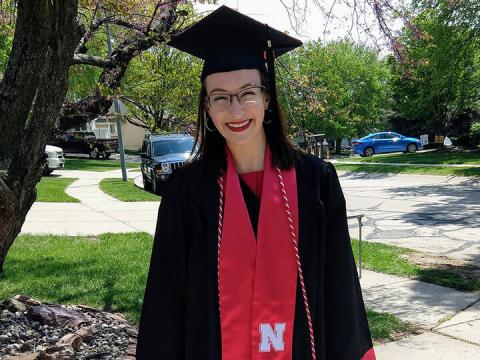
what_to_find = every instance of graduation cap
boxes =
[168,5,302,106]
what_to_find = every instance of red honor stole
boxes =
[219,145,298,359]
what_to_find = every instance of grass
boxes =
[0,233,413,342]
[36,177,79,203]
[64,158,139,172]
[0,233,153,324]
[339,150,480,165]
[351,240,480,291]
[366,309,419,342]
[334,163,480,177]
[99,178,160,201]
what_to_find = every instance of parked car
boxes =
[352,132,423,157]
[43,145,65,175]
[50,131,118,159]
[140,134,195,194]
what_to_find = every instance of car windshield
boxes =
[153,138,194,156]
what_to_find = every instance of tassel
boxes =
[265,25,278,116]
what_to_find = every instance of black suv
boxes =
[140,134,194,194]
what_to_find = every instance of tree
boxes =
[0,0,15,76]
[0,0,83,273]
[120,44,202,133]
[278,40,391,150]
[0,0,203,273]
[389,0,480,139]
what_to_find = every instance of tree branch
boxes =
[72,53,112,67]
[57,4,181,131]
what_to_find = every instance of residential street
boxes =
[23,167,480,264]
[343,171,480,264]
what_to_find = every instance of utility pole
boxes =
[106,21,128,181]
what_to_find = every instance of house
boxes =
[74,100,150,151]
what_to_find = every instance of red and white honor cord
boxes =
[217,175,225,324]
[217,169,317,359]
[276,168,317,360]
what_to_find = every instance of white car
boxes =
[43,145,65,175]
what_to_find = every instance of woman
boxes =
[136,6,375,360]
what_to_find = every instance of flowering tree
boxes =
[0,0,207,273]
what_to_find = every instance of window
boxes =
[152,138,194,156]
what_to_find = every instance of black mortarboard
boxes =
[167,5,302,93]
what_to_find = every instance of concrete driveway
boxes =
[342,171,480,263]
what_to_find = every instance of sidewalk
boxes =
[21,169,159,236]
[361,270,480,359]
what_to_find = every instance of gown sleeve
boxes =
[323,163,376,360]
[136,171,188,359]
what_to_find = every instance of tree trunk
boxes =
[0,0,82,274]
[335,138,342,155]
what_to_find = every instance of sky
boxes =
[194,0,399,52]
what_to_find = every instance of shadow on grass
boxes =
[352,240,480,291]
[415,267,480,292]
[1,256,146,321]
[64,158,139,171]
[0,234,152,323]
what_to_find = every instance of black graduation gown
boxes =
[136,152,374,359]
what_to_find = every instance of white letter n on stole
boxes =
[259,323,286,352]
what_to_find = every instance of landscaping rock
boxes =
[26,305,92,328]
[2,299,27,313]
[0,295,136,360]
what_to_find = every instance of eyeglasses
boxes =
[206,85,265,112]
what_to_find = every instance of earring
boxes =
[205,115,216,132]
[264,108,272,124]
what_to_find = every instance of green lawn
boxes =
[0,233,413,342]
[0,233,152,324]
[367,309,419,342]
[99,178,160,201]
[36,177,79,202]
[64,158,139,172]
[340,150,480,165]
[351,240,480,291]
[334,163,480,177]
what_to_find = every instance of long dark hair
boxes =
[192,70,298,174]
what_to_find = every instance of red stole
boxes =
[219,145,298,360]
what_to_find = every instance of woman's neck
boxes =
[227,133,266,174]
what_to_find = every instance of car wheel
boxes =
[406,143,417,153]
[142,172,152,191]
[42,163,53,176]
[363,147,374,157]
[89,147,99,159]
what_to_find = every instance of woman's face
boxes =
[204,69,269,148]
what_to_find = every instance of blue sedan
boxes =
[352,132,423,157]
